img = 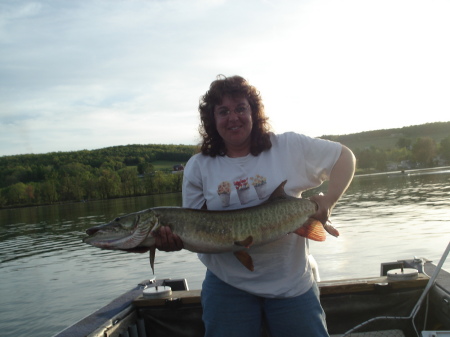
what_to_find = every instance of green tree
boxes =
[39,180,59,203]
[119,167,140,196]
[152,171,168,194]
[100,160,125,171]
[396,137,412,149]
[137,162,154,175]
[143,174,155,194]
[3,166,31,187]
[412,137,437,166]
[386,147,411,163]
[59,176,85,201]
[5,182,28,205]
[97,169,120,199]
[170,172,183,192]
[0,192,7,207]
[84,175,100,200]
[440,136,450,161]
[355,147,387,171]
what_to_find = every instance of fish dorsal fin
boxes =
[267,180,289,202]
[234,236,253,248]
[149,246,156,274]
[234,250,254,271]
[294,219,327,242]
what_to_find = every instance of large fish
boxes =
[83,181,339,272]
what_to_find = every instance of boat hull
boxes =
[52,259,450,337]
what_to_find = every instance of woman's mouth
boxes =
[229,125,241,131]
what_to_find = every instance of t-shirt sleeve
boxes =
[284,132,342,186]
[182,154,206,209]
[304,136,342,184]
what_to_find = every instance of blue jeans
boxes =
[201,270,329,337]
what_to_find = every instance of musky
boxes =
[1,0,449,156]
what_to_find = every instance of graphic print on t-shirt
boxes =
[216,174,268,208]
[233,177,251,204]
[250,174,267,200]
[217,181,231,207]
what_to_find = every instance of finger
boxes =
[156,226,170,251]
[164,229,181,251]
[154,235,164,250]
[156,226,183,251]
[172,233,184,250]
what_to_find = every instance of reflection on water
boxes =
[309,168,450,281]
[0,169,449,337]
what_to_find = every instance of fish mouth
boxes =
[85,226,100,236]
[83,233,129,247]
[83,226,137,248]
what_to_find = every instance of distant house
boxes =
[172,164,184,173]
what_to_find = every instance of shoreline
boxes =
[2,166,449,211]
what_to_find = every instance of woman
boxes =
[156,75,356,337]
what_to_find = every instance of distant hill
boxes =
[321,121,450,150]
[1,121,448,207]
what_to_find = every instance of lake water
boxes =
[1,168,449,337]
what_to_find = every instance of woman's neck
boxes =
[226,146,251,158]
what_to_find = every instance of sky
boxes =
[1,0,449,156]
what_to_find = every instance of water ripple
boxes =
[1,171,449,337]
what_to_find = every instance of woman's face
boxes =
[214,95,253,157]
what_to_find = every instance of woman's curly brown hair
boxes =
[198,75,272,157]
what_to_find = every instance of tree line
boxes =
[350,135,450,173]
[0,144,196,208]
[322,122,450,173]
[1,122,449,208]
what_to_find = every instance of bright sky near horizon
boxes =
[1,0,449,156]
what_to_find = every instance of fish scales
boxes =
[153,208,236,252]
[153,196,316,251]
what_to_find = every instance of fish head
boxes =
[83,209,158,251]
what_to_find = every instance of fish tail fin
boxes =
[149,246,156,274]
[295,219,327,242]
[234,250,254,271]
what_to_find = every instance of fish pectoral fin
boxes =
[295,219,327,242]
[234,236,253,248]
[234,250,254,271]
[149,246,156,275]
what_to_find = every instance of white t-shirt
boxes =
[182,132,342,298]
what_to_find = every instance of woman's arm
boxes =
[309,145,356,224]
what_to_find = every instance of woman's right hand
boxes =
[154,226,184,252]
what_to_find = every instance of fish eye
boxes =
[115,217,120,222]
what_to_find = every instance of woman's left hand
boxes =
[154,226,184,252]
[309,193,334,225]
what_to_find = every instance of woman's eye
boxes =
[218,110,230,117]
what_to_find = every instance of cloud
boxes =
[1,0,449,156]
